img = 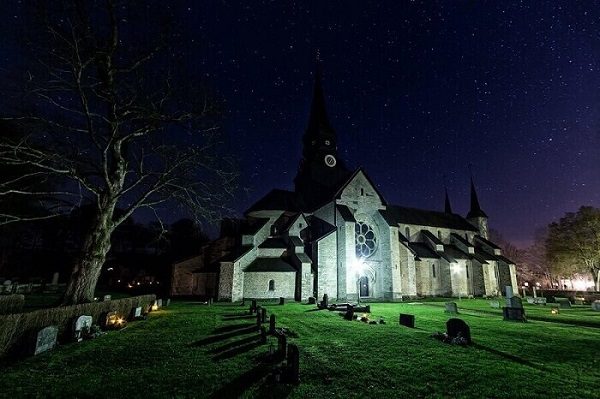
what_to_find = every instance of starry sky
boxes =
[3,1,600,247]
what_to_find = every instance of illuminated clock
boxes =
[324,154,337,167]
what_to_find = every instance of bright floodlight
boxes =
[352,257,365,276]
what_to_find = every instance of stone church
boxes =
[171,69,518,302]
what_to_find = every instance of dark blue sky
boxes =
[3,1,600,247]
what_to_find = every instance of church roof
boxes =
[288,236,303,247]
[244,257,297,272]
[337,205,356,222]
[408,242,440,259]
[218,245,254,263]
[240,218,270,235]
[474,235,501,250]
[380,205,479,231]
[246,189,303,214]
[443,245,472,260]
[467,177,488,218]
[450,232,472,248]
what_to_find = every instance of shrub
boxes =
[0,294,25,315]
[0,294,156,358]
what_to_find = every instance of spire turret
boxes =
[444,187,453,214]
[467,176,487,218]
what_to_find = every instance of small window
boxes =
[270,226,277,236]
[466,266,469,278]
[268,280,275,291]
[405,227,410,239]
[432,264,436,278]
[298,223,303,228]
[361,188,364,196]
[437,230,442,240]
[465,233,469,242]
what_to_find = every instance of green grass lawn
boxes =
[1,299,600,398]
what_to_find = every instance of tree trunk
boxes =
[62,203,116,305]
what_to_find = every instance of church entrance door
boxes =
[359,276,369,297]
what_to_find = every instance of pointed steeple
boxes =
[467,175,487,219]
[304,56,335,150]
[444,187,453,214]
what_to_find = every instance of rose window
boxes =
[355,222,377,258]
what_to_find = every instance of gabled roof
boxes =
[244,257,297,272]
[240,218,270,235]
[450,232,473,248]
[496,255,515,265]
[334,168,387,206]
[218,245,253,263]
[444,245,471,260]
[380,205,479,231]
[421,230,443,246]
[474,247,497,261]
[258,237,287,249]
[288,236,303,247]
[246,189,303,214]
[474,235,501,250]
[409,242,440,259]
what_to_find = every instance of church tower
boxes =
[444,187,453,214]
[466,176,489,239]
[294,61,350,208]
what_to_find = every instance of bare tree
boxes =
[0,1,236,304]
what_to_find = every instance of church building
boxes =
[171,68,518,302]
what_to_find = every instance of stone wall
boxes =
[317,232,337,299]
[171,256,203,296]
[243,272,296,299]
[450,260,470,296]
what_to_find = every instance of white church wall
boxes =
[387,226,403,299]
[449,260,470,297]
[317,232,337,299]
[314,201,335,225]
[470,261,486,296]
[257,247,286,257]
[482,261,500,296]
[243,272,296,299]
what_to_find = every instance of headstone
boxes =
[33,326,58,355]
[533,297,547,305]
[489,300,500,309]
[285,343,300,384]
[73,315,93,342]
[132,306,142,319]
[446,318,471,345]
[505,286,514,306]
[251,299,257,314]
[508,296,523,309]
[256,307,263,327]
[526,297,535,304]
[103,294,111,301]
[99,311,119,330]
[156,299,163,308]
[260,307,267,323]
[445,302,458,314]
[555,298,571,309]
[51,272,59,285]
[164,298,171,307]
[533,286,537,298]
[399,313,415,328]
[592,300,600,312]
[277,332,287,360]
[344,305,354,321]
[575,298,584,306]
[308,297,316,305]
[321,294,329,309]
[279,297,285,305]
[502,306,526,322]
[208,298,213,306]
[269,314,276,334]
[260,326,267,344]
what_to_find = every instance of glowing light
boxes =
[524,282,529,287]
[127,284,132,288]
[352,258,366,276]
[151,304,159,311]
[551,308,559,315]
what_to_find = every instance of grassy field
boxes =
[1,299,599,398]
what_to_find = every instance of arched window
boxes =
[437,230,442,240]
[355,222,377,258]
[432,264,436,278]
[405,227,410,239]
[268,280,275,291]
[466,265,469,278]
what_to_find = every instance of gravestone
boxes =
[269,314,276,334]
[575,298,584,306]
[308,297,316,305]
[277,332,287,360]
[260,326,267,344]
[533,286,538,298]
[260,307,267,323]
[526,297,535,304]
[508,296,523,309]
[446,318,471,345]
[131,306,142,319]
[73,315,93,342]
[286,343,300,384]
[279,297,285,305]
[533,297,547,305]
[505,286,514,306]
[51,272,59,285]
[321,294,329,309]
[344,305,354,321]
[445,302,458,314]
[592,300,600,312]
[555,298,571,309]
[207,298,213,306]
[33,326,58,355]
[256,307,263,327]
[489,301,500,309]
[103,294,111,301]
[99,311,118,330]
[503,306,526,322]
[156,299,163,308]
[164,298,171,307]
[251,299,257,314]
[399,313,415,328]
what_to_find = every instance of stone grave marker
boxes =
[321,294,328,309]
[156,299,163,308]
[592,300,600,312]
[260,307,267,323]
[260,326,267,344]
[99,311,118,330]
[489,300,500,309]
[276,331,287,360]
[308,297,316,305]
[445,302,458,314]
[286,343,300,384]
[279,297,285,305]
[555,298,571,309]
[269,314,276,334]
[256,306,263,327]
[164,298,171,307]
[446,318,471,345]
[526,297,535,304]
[399,313,415,328]
[51,272,59,285]
[33,326,58,355]
[508,296,523,309]
[344,304,354,321]
[73,315,93,342]
[503,296,526,322]
[132,306,142,319]
[533,297,547,305]
[251,299,257,313]
[103,294,111,301]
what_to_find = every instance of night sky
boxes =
[3,1,600,247]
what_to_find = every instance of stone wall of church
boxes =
[194,273,218,297]
[317,232,337,299]
[450,260,470,297]
[399,247,417,297]
[171,256,202,296]
[401,224,474,244]
[470,261,486,296]
[337,222,355,300]
[218,262,235,301]
[387,226,403,299]
[416,260,448,296]
[497,261,515,296]
[242,272,296,299]
[482,261,500,296]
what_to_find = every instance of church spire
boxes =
[467,172,487,219]
[444,187,453,214]
[304,55,335,148]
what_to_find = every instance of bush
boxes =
[0,294,25,315]
[0,294,156,358]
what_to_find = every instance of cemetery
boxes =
[0,297,598,398]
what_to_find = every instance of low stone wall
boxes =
[0,294,25,315]
[0,294,155,358]
[537,289,600,303]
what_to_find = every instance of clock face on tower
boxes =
[324,154,337,167]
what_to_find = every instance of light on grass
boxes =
[551,308,559,315]
[151,303,159,311]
